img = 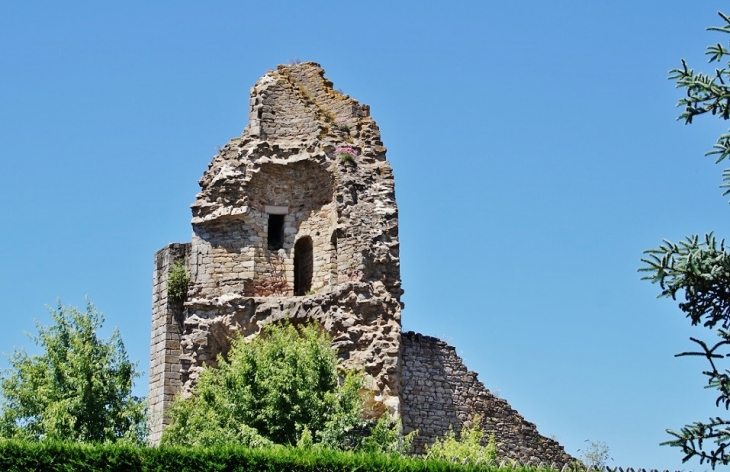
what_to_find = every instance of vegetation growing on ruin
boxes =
[167,259,189,302]
[335,146,358,164]
[425,415,497,465]
[162,322,411,454]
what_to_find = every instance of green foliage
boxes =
[167,259,189,302]
[0,301,146,445]
[577,440,611,468]
[338,152,356,164]
[0,439,548,472]
[641,234,730,466]
[360,415,416,456]
[641,234,730,328]
[335,146,358,165]
[640,11,730,469]
[425,416,497,465]
[162,322,405,452]
[669,11,730,197]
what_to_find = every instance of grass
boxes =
[338,153,356,164]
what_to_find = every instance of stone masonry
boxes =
[148,62,575,466]
[400,332,573,464]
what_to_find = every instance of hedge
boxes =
[0,440,552,472]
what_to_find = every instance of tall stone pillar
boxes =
[148,242,189,445]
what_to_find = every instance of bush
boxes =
[425,416,497,464]
[167,259,188,301]
[0,439,538,472]
[162,322,406,453]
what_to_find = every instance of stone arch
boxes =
[294,236,314,295]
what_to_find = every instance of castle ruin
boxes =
[148,62,574,466]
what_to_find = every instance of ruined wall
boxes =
[401,332,573,466]
[187,63,400,300]
[149,62,575,466]
[176,284,402,402]
[149,63,403,442]
[187,159,337,299]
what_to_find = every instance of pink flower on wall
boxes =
[334,146,358,162]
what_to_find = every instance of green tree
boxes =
[161,322,411,453]
[0,301,146,444]
[640,11,730,469]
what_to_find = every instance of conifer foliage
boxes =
[641,11,730,469]
[0,301,146,444]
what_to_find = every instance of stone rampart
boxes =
[401,332,573,466]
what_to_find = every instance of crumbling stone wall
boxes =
[188,159,337,298]
[150,62,403,442]
[401,332,573,466]
[148,62,575,467]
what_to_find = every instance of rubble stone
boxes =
[401,332,574,465]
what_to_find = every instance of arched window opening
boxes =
[294,236,313,296]
[329,232,338,287]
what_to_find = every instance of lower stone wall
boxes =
[177,281,403,414]
[400,332,574,467]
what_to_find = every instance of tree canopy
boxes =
[669,11,730,193]
[0,301,146,444]
[640,11,730,469]
[161,321,410,454]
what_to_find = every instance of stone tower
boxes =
[149,62,402,444]
[149,62,574,466]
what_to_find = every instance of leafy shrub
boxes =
[167,259,188,301]
[360,414,416,456]
[425,416,497,464]
[162,322,405,453]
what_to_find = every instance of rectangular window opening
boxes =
[268,214,285,250]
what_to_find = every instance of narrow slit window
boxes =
[268,214,285,250]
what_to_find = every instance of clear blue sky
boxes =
[1,1,729,469]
